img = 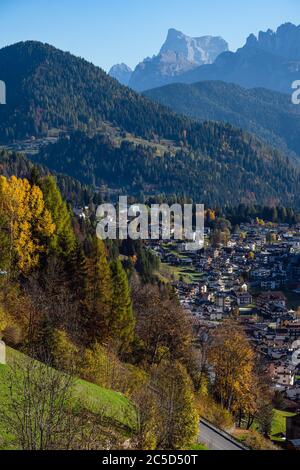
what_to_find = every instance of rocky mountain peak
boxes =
[160,28,228,65]
[245,22,300,60]
[109,63,133,86]
[129,29,228,91]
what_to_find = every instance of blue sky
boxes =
[0,0,299,71]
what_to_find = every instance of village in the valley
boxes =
[147,220,300,418]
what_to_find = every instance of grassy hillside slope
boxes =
[0,348,136,450]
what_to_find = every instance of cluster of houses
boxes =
[249,320,300,403]
[149,221,300,410]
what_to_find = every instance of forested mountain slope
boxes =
[1,40,300,208]
[34,130,300,208]
[0,149,94,205]
[0,41,192,143]
[144,81,300,161]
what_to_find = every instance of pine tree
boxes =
[66,241,88,338]
[29,166,41,187]
[67,241,87,303]
[39,176,76,257]
[85,238,113,344]
[110,259,135,354]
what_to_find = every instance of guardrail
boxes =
[200,418,251,451]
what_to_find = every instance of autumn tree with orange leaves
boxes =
[209,320,258,422]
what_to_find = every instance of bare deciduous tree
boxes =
[0,353,129,450]
[0,354,77,450]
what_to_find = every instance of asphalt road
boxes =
[199,420,246,451]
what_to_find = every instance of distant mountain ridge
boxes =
[128,28,228,91]
[173,22,300,94]
[245,23,300,60]
[108,22,300,93]
[144,80,300,162]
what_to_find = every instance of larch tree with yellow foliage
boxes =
[0,176,55,275]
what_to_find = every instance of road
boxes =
[199,420,247,451]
